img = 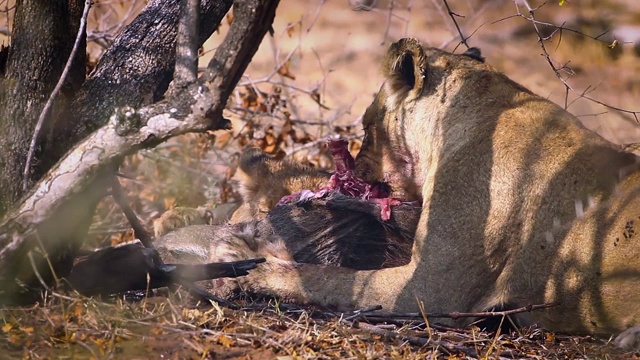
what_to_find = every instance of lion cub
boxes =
[229,148,331,223]
[153,204,239,237]
[153,150,332,235]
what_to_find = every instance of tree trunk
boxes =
[0,0,234,216]
[0,0,85,215]
[44,0,234,175]
[0,0,280,304]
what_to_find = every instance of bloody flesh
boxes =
[278,139,401,220]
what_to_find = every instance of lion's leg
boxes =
[154,220,420,310]
[213,209,449,315]
[229,257,417,310]
[174,220,418,310]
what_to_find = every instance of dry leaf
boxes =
[7,333,24,347]
[2,323,12,333]
[163,197,177,210]
[277,60,296,80]
[218,334,235,347]
[215,131,233,148]
[286,23,296,37]
[150,327,166,335]
[92,337,106,347]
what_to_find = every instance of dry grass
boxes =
[1,291,633,359]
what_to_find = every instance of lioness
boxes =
[152,150,332,235]
[188,38,640,339]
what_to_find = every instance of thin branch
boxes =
[424,302,559,319]
[437,1,491,49]
[354,322,481,357]
[442,0,469,49]
[515,0,639,122]
[492,15,633,47]
[338,302,559,322]
[342,305,383,321]
[109,176,153,247]
[23,0,91,191]
[518,1,569,87]
[381,0,394,45]
[319,305,465,351]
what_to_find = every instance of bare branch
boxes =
[110,176,153,247]
[381,0,394,45]
[515,0,640,122]
[204,0,280,105]
[0,0,280,300]
[442,0,469,50]
[423,302,559,320]
[353,322,481,357]
[52,0,235,171]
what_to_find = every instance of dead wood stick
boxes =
[110,176,153,247]
[323,305,479,357]
[425,302,560,319]
[352,321,479,357]
[343,305,383,321]
[357,302,559,321]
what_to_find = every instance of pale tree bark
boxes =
[0,0,279,303]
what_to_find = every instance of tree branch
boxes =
[442,0,469,50]
[173,0,200,86]
[44,0,234,175]
[0,0,280,303]
[204,0,280,104]
[0,0,87,214]
[513,0,640,121]
[110,176,153,247]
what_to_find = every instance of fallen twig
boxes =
[424,302,560,320]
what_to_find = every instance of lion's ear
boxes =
[382,38,427,99]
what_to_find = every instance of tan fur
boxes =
[230,148,331,223]
[191,38,640,338]
[152,150,329,236]
[153,204,239,237]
